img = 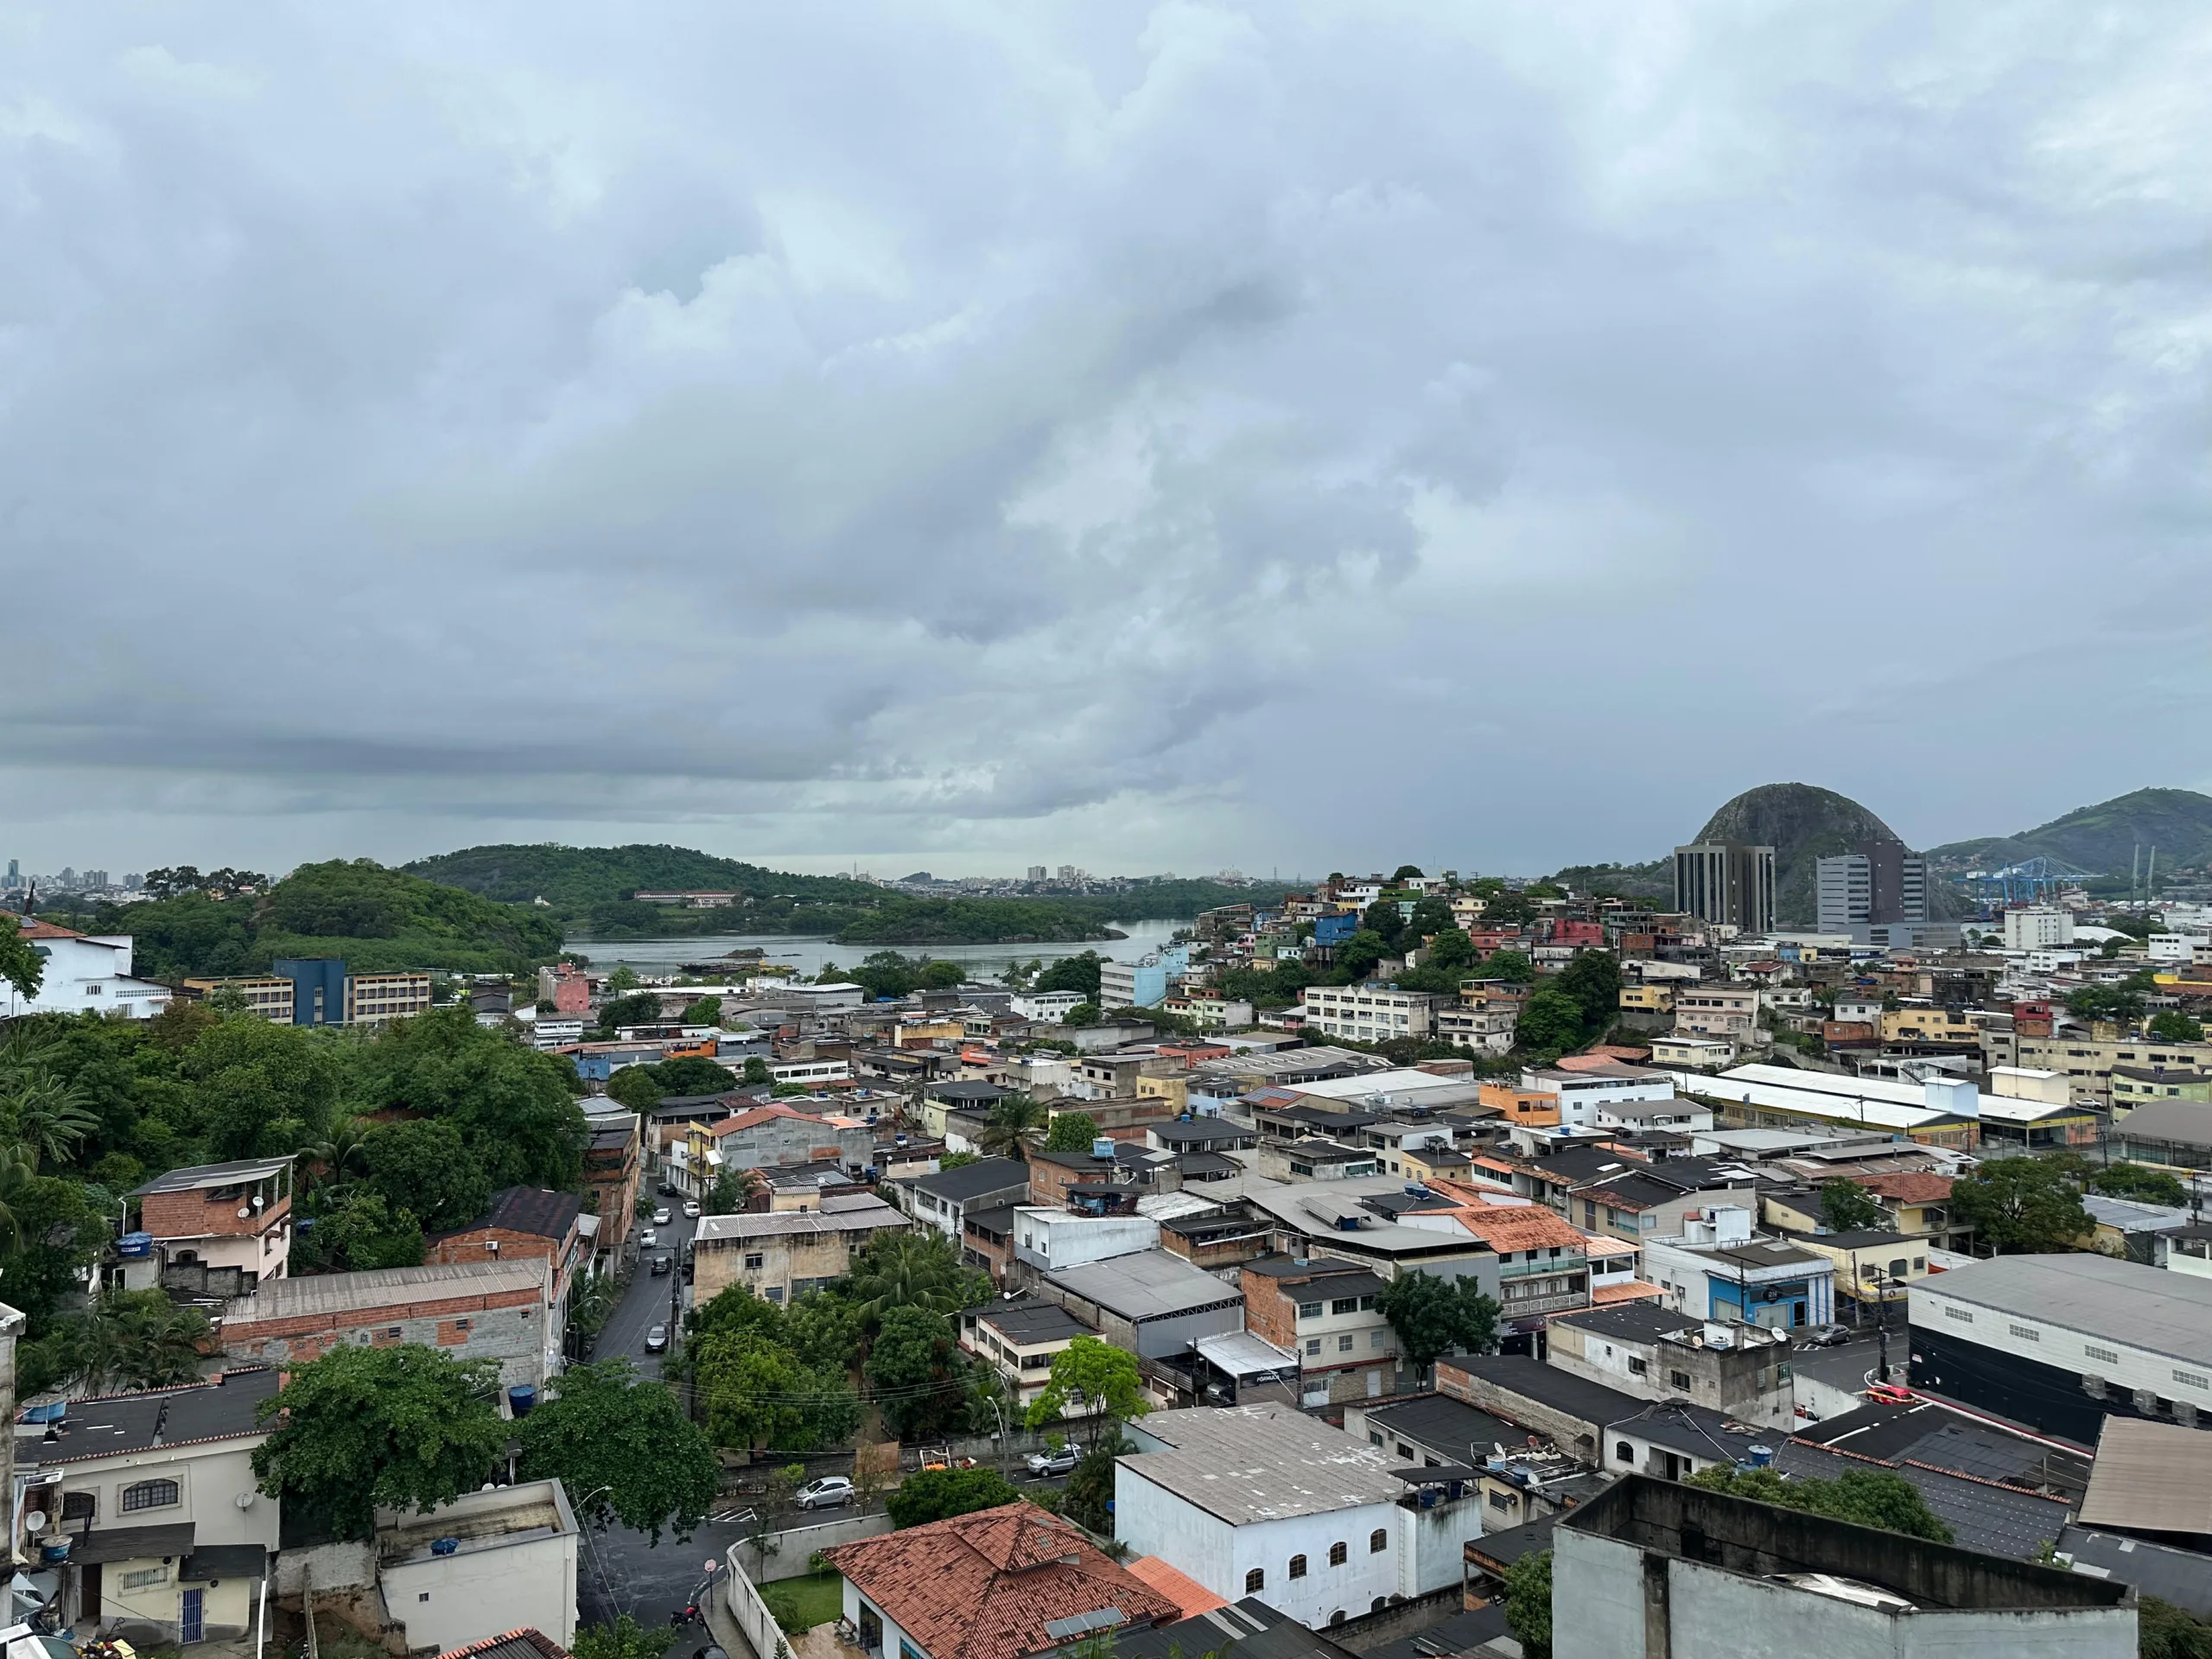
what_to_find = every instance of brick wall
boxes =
[141,1190,289,1242]
[225,1285,547,1389]
[1239,1272,1297,1349]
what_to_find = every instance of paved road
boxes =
[577,1195,738,1651]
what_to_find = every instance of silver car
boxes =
[796,1477,855,1511]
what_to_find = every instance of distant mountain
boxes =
[1690,782,1961,927]
[1926,788,2212,881]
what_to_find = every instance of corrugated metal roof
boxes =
[2077,1417,2212,1535]
[1910,1252,2212,1370]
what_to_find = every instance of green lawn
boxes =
[761,1571,843,1634]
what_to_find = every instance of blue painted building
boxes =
[271,957,347,1027]
[1313,912,1359,946]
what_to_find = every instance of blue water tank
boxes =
[508,1384,537,1417]
[19,1400,67,1426]
[117,1231,154,1260]
[430,1537,460,1557]
[1745,1445,1775,1468]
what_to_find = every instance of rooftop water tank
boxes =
[1091,1137,1116,1159]
[117,1231,154,1260]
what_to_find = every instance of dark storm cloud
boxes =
[4,3,2210,875]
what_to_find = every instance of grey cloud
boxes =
[4,4,2211,877]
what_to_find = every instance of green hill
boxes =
[406,842,1293,943]
[1926,788,2212,881]
[1689,783,1948,927]
[42,859,566,979]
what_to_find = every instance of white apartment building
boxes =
[1670,985,1759,1039]
[1010,989,1086,1021]
[1434,1003,1516,1053]
[2005,907,2076,950]
[3,920,172,1020]
[1300,986,1436,1042]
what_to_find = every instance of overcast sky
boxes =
[7,4,2210,882]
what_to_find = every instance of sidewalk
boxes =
[703,1576,764,1659]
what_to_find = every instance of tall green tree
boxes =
[45,1291,212,1393]
[0,916,45,1002]
[517,1359,719,1543]
[691,1335,859,1452]
[1551,950,1622,1039]
[361,1118,493,1232]
[1475,949,1535,983]
[1514,987,1587,1054]
[1949,1158,2092,1254]
[349,1007,588,1189]
[865,1306,969,1441]
[1503,1551,1552,1659]
[0,1074,99,1170]
[1820,1180,1886,1232]
[1032,952,1103,1001]
[1378,1271,1501,1373]
[2150,1009,2204,1043]
[847,1230,991,1325]
[606,1066,665,1111]
[1043,1112,1099,1153]
[1024,1335,1150,1452]
[884,1467,1020,1529]
[182,1015,346,1160]
[253,1345,508,1540]
[975,1096,1046,1162]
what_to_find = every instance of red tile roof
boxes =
[14,919,87,940]
[1855,1173,1955,1203]
[824,1503,1178,1659]
[1123,1556,1229,1618]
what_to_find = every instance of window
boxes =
[1246,1569,1265,1593]
[1306,1338,1321,1357]
[1368,1431,1382,1446]
[2177,1370,2210,1390]
[744,1252,766,1270]
[2009,1324,2040,1342]
[1942,1306,1974,1323]
[1669,1370,1692,1391]
[2084,1344,2119,1364]
[1396,1442,1414,1458]
[1297,1301,1323,1319]
[1370,1529,1388,1553]
[1370,1331,1387,1349]
[1287,1555,1307,1580]
[1616,1441,1634,1464]
[1488,1490,1513,1511]
[1329,1541,1348,1567]
[1338,1335,1355,1353]
[121,1479,179,1513]
[1627,1357,1648,1376]
[1889,1259,1910,1279]
[120,1567,168,1591]
[60,1491,94,1522]
[1332,1298,1359,1315]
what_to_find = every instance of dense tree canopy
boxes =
[253,1344,509,1540]
[1949,1157,2092,1254]
[1686,1465,1953,1543]
[1379,1271,1501,1370]
[884,1467,1021,1529]
[517,1359,720,1543]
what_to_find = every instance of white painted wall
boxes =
[1113,1465,1398,1629]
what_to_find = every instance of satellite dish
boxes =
[234,1491,256,1510]
[237,1207,251,1219]
[23,1512,47,1534]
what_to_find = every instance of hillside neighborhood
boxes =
[3,795,2212,1659]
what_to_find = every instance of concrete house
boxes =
[22,1367,282,1649]
[122,1157,295,1301]
[691,1194,908,1306]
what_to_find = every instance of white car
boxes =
[683,1200,702,1218]
[640,1228,658,1249]
[1026,1446,1080,1477]
[795,1477,855,1511]
[654,1206,673,1226]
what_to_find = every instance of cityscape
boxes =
[7,9,2208,1659]
[4,779,2212,1659]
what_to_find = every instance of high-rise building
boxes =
[1057,865,1077,882]
[1815,842,1929,935]
[1672,842,1776,935]
[4,860,16,886]
[1027,865,1047,882]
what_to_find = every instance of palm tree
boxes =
[0,1143,36,1249]
[975,1094,1046,1162]
[2,1074,97,1172]
[847,1231,975,1325]
[60,1293,213,1395]
[301,1113,375,1192]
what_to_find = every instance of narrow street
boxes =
[575,1198,751,1651]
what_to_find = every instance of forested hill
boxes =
[38,859,564,979]
[1926,788,2212,881]
[406,842,1290,942]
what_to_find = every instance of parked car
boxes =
[1026,1446,1080,1477]
[645,1324,669,1353]
[654,1206,673,1226]
[650,1254,672,1276]
[641,1228,658,1249]
[1799,1324,1853,1347]
[795,1477,855,1511]
[683,1200,702,1218]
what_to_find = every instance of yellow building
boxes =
[181,976,296,1022]
[1619,984,1674,1014]
[1135,1074,1190,1112]
[1880,1006,1980,1045]
[345,971,433,1027]
[1789,1230,1929,1307]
